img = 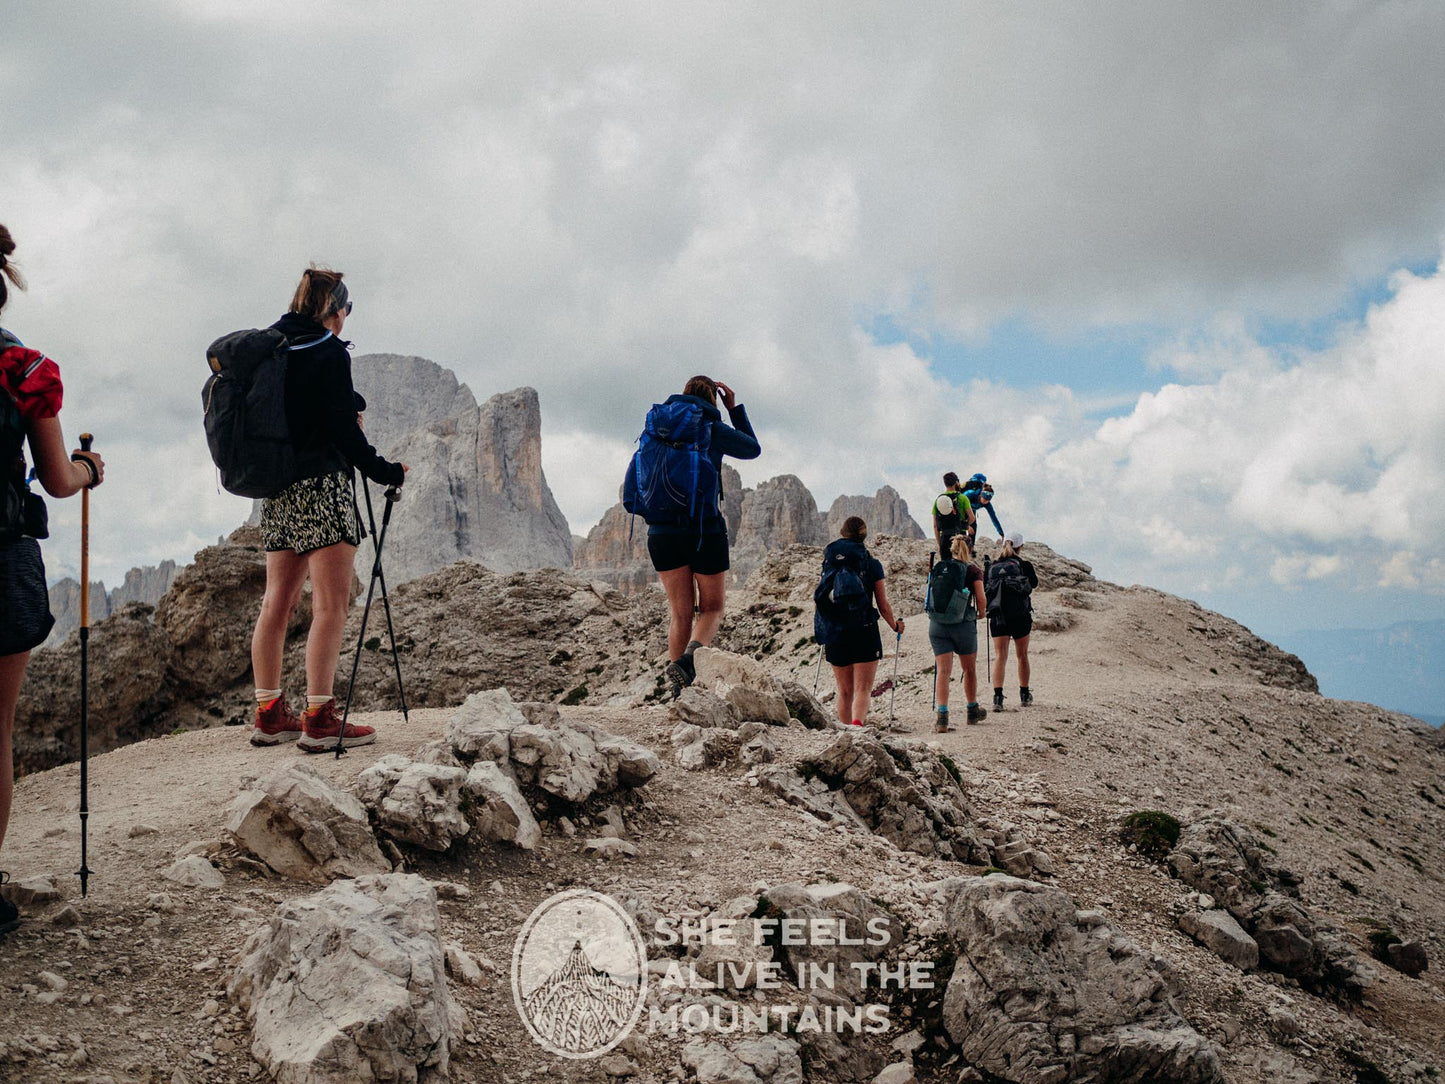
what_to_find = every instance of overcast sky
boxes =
[5,1,1445,638]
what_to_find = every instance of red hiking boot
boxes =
[298,700,375,753]
[251,694,303,746]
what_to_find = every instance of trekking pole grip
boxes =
[72,433,99,488]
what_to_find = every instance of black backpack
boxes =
[985,556,1033,617]
[1,333,50,543]
[925,559,973,624]
[202,329,331,498]
[814,543,875,644]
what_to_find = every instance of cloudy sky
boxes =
[6,1,1445,640]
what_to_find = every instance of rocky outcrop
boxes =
[44,560,179,647]
[825,486,924,541]
[940,875,1223,1083]
[225,764,390,884]
[229,873,464,1084]
[1169,815,1374,996]
[358,386,572,586]
[352,352,479,458]
[729,475,829,587]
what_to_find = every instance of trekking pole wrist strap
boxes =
[70,452,99,488]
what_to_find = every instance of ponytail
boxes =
[0,224,25,312]
[288,267,347,321]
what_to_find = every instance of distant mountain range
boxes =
[1279,619,1444,726]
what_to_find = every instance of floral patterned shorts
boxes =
[260,471,365,554]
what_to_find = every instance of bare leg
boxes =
[960,652,979,702]
[657,566,696,661]
[851,660,880,723]
[305,541,359,698]
[992,636,1011,690]
[1015,635,1031,688]
[832,665,855,725]
[0,652,29,856]
[934,653,954,708]
[250,550,309,689]
[691,572,727,648]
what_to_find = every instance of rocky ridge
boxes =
[43,559,179,647]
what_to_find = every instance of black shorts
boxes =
[825,621,883,667]
[989,611,1032,640]
[0,537,55,655]
[647,532,730,576]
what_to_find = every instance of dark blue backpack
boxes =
[622,399,717,528]
[813,543,875,645]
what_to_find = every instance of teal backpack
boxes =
[925,559,973,624]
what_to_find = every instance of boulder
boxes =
[738,722,777,766]
[356,756,473,852]
[672,724,740,772]
[694,918,776,991]
[779,682,832,730]
[671,687,742,731]
[682,1035,804,1084]
[1386,940,1429,977]
[760,882,893,1000]
[229,873,464,1084]
[464,760,541,849]
[940,875,1222,1084]
[226,763,390,882]
[163,855,225,889]
[1179,909,1259,971]
[446,689,528,762]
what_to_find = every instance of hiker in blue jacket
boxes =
[962,473,1003,541]
[648,375,761,696]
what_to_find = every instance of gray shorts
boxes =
[928,616,978,657]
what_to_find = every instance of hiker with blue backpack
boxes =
[986,531,1038,711]
[0,223,107,937]
[926,535,988,732]
[237,268,408,753]
[623,375,760,697]
[814,516,903,727]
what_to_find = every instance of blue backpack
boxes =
[622,399,717,529]
[814,543,875,645]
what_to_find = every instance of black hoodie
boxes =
[270,312,404,488]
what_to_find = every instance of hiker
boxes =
[635,375,760,697]
[247,268,407,752]
[820,517,903,727]
[961,473,1004,540]
[931,471,974,561]
[928,535,988,732]
[0,223,106,937]
[987,530,1038,711]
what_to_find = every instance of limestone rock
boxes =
[226,763,390,882]
[826,487,925,541]
[760,882,893,999]
[672,723,740,772]
[682,1035,803,1084]
[0,875,64,906]
[583,836,639,860]
[356,756,472,852]
[351,352,478,461]
[1386,940,1428,977]
[163,856,225,889]
[364,386,572,586]
[693,647,789,729]
[464,760,541,849]
[228,873,463,1084]
[671,687,741,731]
[940,875,1222,1084]
[729,475,829,587]
[738,722,777,766]
[779,682,832,729]
[1179,909,1259,971]
[447,689,529,762]
[571,499,654,595]
[694,918,775,991]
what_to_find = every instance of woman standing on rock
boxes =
[821,517,903,727]
[0,223,106,937]
[635,375,760,698]
[247,268,406,753]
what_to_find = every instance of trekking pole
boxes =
[888,628,901,722]
[75,434,95,898]
[361,478,408,723]
[339,485,400,758]
[813,643,824,694]
[983,556,992,701]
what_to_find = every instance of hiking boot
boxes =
[297,700,376,753]
[0,873,18,938]
[251,694,303,746]
[966,702,988,724]
[993,689,1005,712]
[933,710,952,734]
[679,653,697,687]
[1019,687,1033,707]
[664,660,689,700]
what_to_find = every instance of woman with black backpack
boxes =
[987,531,1038,711]
[0,224,106,938]
[928,535,987,732]
[821,517,903,728]
[247,268,407,753]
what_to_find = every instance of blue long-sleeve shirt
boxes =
[963,487,1004,536]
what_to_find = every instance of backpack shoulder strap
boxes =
[285,330,333,352]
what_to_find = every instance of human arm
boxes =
[970,571,987,619]
[983,501,1003,537]
[26,416,103,497]
[1023,559,1038,588]
[873,574,903,635]
[321,354,405,486]
[710,397,761,462]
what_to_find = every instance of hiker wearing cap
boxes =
[0,223,107,938]
[636,375,761,698]
[931,471,975,562]
[962,473,1004,540]
[928,535,988,732]
[822,517,903,727]
[986,531,1038,711]
[247,268,408,754]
